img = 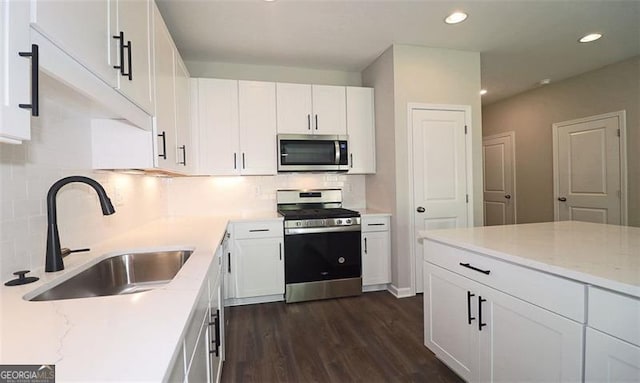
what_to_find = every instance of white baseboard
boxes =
[225,294,284,307]
[363,284,389,292]
[388,285,415,298]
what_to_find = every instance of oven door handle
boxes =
[285,225,361,235]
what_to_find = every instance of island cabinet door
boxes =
[477,286,584,382]
[423,262,481,382]
[585,327,640,383]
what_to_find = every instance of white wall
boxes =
[0,77,167,282]
[362,44,482,292]
[167,174,366,217]
[185,60,362,86]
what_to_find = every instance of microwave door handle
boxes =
[334,141,340,164]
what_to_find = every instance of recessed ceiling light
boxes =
[479,89,488,95]
[445,12,468,25]
[579,33,602,43]
[540,78,551,85]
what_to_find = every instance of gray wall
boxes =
[185,60,362,86]
[483,56,640,227]
[363,44,483,292]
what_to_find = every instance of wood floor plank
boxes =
[221,291,463,383]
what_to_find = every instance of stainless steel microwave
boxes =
[277,134,349,172]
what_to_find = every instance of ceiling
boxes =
[156,0,640,104]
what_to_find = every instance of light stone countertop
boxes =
[0,213,283,382]
[420,221,640,298]
[354,208,392,217]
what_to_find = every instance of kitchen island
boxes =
[420,221,640,382]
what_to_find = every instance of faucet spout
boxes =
[45,176,115,272]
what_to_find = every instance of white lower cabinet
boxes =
[167,248,223,383]
[585,328,640,382]
[423,262,583,382]
[361,215,391,287]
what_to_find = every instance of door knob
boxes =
[417,207,426,213]
[504,194,511,199]
[558,197,567,202]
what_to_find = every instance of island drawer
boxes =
[588,286,640,347]
[362,215,390,232]
[424,240,585,322]
[233,220,283,239]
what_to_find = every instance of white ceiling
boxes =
[156,0,640,104]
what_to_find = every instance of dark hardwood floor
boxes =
[221,291,463,383]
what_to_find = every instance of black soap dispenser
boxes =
[4,270,39,286]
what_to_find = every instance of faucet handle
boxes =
[61,248,91,258]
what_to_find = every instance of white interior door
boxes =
[413,108,469,293]
[483,133,515,226]
[554,114,623,225]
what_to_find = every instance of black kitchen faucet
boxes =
[45,176,115,272]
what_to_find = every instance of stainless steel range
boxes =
[277,189,362,303]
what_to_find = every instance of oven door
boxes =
[278,134,348,172]
[284,229,361,284]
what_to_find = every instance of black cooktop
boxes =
[278,208,360,220]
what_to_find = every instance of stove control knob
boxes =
[336,219,342,225]
[346,219,352,224]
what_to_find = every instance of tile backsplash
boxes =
[167,174,366,217]
[0,79,167,282]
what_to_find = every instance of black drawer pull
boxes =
[227,252,231,273]
[249,229,270,232]
[367,223,385,226]
[459,262,490,275]
[467,291,476,325]
[478,296,487,331]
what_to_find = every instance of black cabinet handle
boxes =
[124,40,132,81]
[364,237,368,254]
[242,153,246,169]
[467,291,476,324]
[214,309,221,357]
[227,252,231,273]
[178,145,186,166]
[350,153,353,168]
[112,32,125,75]
[249,229,269,233]
[18,44,39,117]
[233,153,237,169]
[315,114,318,130]
[459,262,490,275]
[279,242,282,260]
[157,131,167,159]
[478,296,487,331]
[307,114,311,130]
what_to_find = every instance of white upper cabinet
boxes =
[196,78,240,175]
[311,85,346,135]
[346,86,375,174]
[153,5,177,170]
[194,79,277,176]
[30,0,117,88]
[174,56,193,172]
[115,0,153,113]
[30,0,153,114]
[276,83,346,135]
[1,0,32,144]
[238,81,277,175]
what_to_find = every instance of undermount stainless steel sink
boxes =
[29,250,193,301]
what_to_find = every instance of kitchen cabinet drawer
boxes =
[424,240,585,322]
[588,286,640,347]
[184,283,209,362]
[361,215,389,232]
[233,220,283,240]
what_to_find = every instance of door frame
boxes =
[482,131,517,224]
[551,110,628,225]
[407,103,475,295]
